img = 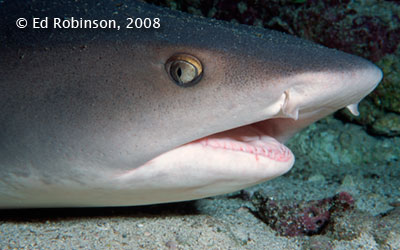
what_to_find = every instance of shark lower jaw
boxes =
[133,118,295,176]
[118,119,296,202]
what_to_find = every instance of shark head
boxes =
[0,0,382,207]
[112,39,382,205]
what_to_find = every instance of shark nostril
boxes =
[281,90,299,120]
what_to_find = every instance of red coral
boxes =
[252,192,355,236]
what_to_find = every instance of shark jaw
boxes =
[116,121,295,205]
[115,96,371,206]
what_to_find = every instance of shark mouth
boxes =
[184,101,360,165]
[116,92,369,206]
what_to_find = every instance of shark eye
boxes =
[165,53,203,87]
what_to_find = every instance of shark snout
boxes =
[343,61,383,115]
[349,61,383,98]
[279,57,383,121]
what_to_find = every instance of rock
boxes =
[251,191,354,237]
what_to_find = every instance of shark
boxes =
[0,0,382,208]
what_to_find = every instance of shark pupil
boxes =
[177,67,182,77]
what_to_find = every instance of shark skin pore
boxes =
[0,0,382,208]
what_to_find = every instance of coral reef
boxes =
[251,191,354,236]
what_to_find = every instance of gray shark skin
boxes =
[0,0,382,208]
